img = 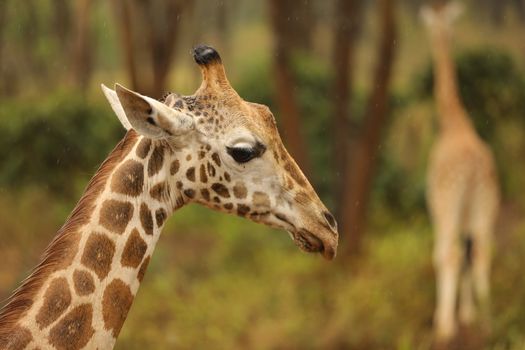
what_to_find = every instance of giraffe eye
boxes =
[227,147,257,163]
[227,142,266,164]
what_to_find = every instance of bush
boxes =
[415,47,525,197]
[0,91,124,196]
[416,48,525,142]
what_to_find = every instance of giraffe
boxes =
[421,3,500,345]
[0,45,338,349]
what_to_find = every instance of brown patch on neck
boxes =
[0,130,139,337]
[102,279,133,337]
[48,304,94,350]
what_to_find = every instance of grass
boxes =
[1,190,524,349]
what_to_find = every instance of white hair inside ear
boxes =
[101,84,132,130]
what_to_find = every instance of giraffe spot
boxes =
[224,172,231,182]
[155,208,167,227]
[150,182,169,201]
[223,203,233,210]
[99,200,133,235]
[81,233,116,280]
[0,325,32,349]
[294,191,310,205]
[285,176,295,190]
[198,151,206,160]
[102,279,134,337]
[237,204,250,216]
[184,189,195,199]
[211,183,230,198]
[200,164,208,183]
[186,154,192,161]
[48,304,94,350]
[207,162,216,177]
[200,188,210,201]
[136,138,152,159]
[170,159,180,175]
[36,277,72,329]
[213,196,221,204]
[111,160,144,197]
[233,182,247,199]
[176,181,183,189]
[148,145,165,177]
[186,167,196,182]
[205,144,212,151]
[140,203,154,235]
[211,152,221,166]
[253,191,271,208]
[284,161,307,187]
[121,229,148,268]
[137,256,150,282]
[73,270,95,296]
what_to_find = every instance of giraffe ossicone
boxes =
[0,44,338,349]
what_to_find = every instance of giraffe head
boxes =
[420,1,464,36]
[102,45,338,260]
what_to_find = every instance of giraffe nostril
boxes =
[323,211,337,231]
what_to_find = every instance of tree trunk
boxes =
[0,0,7,95]
[331,0,363,220]
[111,0,142,92]
[268,0,310,173]
[52,0,71,51]
[133,0,183,97]
[341,0,397,257]
[21,0,38,76]
[216,0,230,51]
[148,0,181,98]
[71,0,93,91]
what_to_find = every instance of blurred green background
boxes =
[1,0,525,348]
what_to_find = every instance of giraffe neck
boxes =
[429,28,473,133]
[0,131,183,349]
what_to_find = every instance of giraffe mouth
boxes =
[288,229,335,260]
[276,213,335,260]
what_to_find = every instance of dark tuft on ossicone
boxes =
[192,45,222,66]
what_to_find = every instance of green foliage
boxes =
[416,48,525,141]
[415,47,525,197]
[110,206,525,349]
[372,152,428,218]
[0,92,123,195]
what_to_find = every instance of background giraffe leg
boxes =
[472,230,492,334]
[459,238,476,326]
[433,227,462,344]
[459,267,476,326]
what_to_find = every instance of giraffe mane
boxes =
[0,130,139,337]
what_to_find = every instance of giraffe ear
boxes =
[101,84,132,130]
[105,84,194,139]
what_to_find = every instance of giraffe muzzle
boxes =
[292,228,337,260]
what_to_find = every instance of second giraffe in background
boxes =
[421,2,500,346]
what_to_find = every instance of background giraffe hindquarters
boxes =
[463,147,499,327]
[428,135,499,339]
